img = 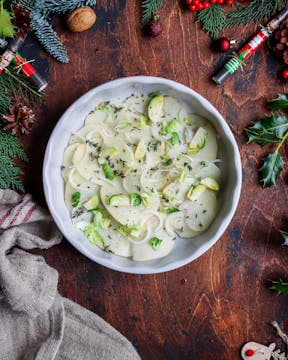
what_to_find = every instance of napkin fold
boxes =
[0,190,140,360]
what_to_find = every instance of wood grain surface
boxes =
[19,1,288,359]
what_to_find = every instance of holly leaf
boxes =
[245,114,288,146]
[270,279,288,295]
[280,230,288,248]
[259,152,284,188]
[0,5,16,38]
[268,94,288,111]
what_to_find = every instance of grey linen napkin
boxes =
[0,190,140,360]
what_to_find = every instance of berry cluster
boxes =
[186,0,233,12]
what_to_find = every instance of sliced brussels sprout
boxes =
[165,119,180,134]
[92,209,103,227]
[149,237,163,250]
[71,192,81,207]
[134,140,146,160]
[170,132,180,147]
[83,225,105,248]
[108,194,130,207]
[83,195,99,210]
[147,94,164,122]
[178,170,187,184]
[200,177,220,191]
[189,127,208,154]
[187,184,207,201]
[102,163,115,180]
[129,193,142,206]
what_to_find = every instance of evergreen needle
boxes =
[4,68,43,99]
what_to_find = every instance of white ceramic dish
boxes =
[43,76,242,274]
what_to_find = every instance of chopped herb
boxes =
[102,163,115,180]
[71,192,81,207]
[72,206,84,218]
[163,207,179,214]
[149,237,163,250]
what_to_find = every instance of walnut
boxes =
[66,6,96,33]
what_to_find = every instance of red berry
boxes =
[203,1,210,8]
[197,3,203,10]
[210,0,217,3]
[186,0,193,5]
[217,0,224,4]
[188,4,197,11]
[245,349,255,357]
[282,68,288,81]
[225,0,233,4]
[192,0,199,5]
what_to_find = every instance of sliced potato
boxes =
[132,228,175,261]
[100,183,159,227]
[182,190,218,232]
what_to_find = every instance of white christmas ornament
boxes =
[241,342,276,359]
[241,322,288,360]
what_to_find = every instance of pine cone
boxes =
[11,5,31,34]
[2,104,36,136]
[272,19,288,64]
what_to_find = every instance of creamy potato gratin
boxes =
[61,93,220,261]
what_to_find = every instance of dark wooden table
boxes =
[20,1,288,359]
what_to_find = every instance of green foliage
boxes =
[226,0,287,27]
[35,0,96,14]
[245,115,288,146]
[0,130,28,191]
[141,0,163,23]
[0,93,10,114]
[0,66,43,105]
[0,0,16,38]
[30,11,69,63]
[245,95,288,188]
[196,0,288,39]
[271,279,288,295]
[259,152,284,188]
[268,94,288,111]
[0,64,44,192]
[15,0,97,62]
[280,230,288,247]
[196,5,226,40]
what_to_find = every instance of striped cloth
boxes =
[0,190,140,360]
[0,193,38,229]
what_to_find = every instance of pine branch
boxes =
[0,129,27,191]
[0,93,10,114]
[0,64,44,106]
[195,4,226,40]
[142,0,163,23]
[33,0,96,14]
[0,129,28,161]
[271,279,288,295]
[226,0,288,28]
[30,10,69,63]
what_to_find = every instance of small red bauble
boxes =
[245,349,255,357]
[213,37,232,52]
[282,68,288,81]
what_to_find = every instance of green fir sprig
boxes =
[0,130,27,191]
[271,279,288,295]
[141,0,163,23]
[195,4,225,40]
[245,95,288,188]
[14,0,97,63]
[226,0,287,28]
[196,0,288,39]
[0,64,43,191]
